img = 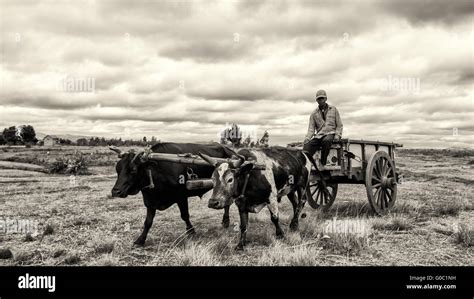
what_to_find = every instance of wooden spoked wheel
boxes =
[306,180,338,211]
[365,151,398,215]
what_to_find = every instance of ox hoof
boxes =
[222,221,230,228]
[186,227,196,235]
[235,244,245,251]
[276,232,285,239]
[133,239,145,247]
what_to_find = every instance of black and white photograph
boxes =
[0,0,472,297]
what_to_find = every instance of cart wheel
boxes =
[365,150,397,215]
[306,181,338,211]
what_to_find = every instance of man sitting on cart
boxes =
[303,89,343,168]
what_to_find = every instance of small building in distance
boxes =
[43,135,60,147]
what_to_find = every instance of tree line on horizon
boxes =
[0,124,271,148]
[0,125,159,147]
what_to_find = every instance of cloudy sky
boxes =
[1,0,473,148]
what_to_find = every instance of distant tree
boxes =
[143,136,147,143]
[59,138,72,145]
[259,131,269,148]
[20,125,38,144]
[219,132,228,145]
[231,123,242,147]
[0,134,6,145]
[242,135,251,148]
[2,126,19,145]
[76,138,88,146]
[88,137,99,146]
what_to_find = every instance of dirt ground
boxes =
[0,146,472,266]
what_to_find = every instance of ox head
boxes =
[199,148,254,209]
[110,146,148,198]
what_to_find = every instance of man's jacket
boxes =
[305,105,343,140]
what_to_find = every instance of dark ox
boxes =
[110,142,233,246]
[200,147,312,250]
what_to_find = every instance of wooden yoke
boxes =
[143,152,266,170]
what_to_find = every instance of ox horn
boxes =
[199,152,219,167]
[222,146,245,168]
[131,150,145,164]
[109,146,125,158]
[230,157,244,168]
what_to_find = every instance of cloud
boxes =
[379,0,474,25]
[158,39,256,63]
[0,0,473,148]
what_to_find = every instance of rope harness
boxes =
[141,169,155,190]
[233,171,251,205]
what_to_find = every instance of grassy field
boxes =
[0,146,472,266]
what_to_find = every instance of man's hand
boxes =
[334,135,341,142]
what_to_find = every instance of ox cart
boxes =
[288,138,403,215]
[136,138,402,216]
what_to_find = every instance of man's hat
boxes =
[316,90,327,100]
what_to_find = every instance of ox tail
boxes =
[300,151,313,205]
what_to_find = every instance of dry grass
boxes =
[257,242,322,266]
[63,253,81,265]
[455,222,473,247]
[319,233,370,256]
[91,254,120,266]
[0,146,472,266]
[53,248,65,258]
[168,241,222,266]
[0,248,13,259]
[94,240,116,254]
[14,250,37,264]
[372,215,414,231]
[422,201,463,217]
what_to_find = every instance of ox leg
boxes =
[134,207,156,246]
[267,200,284,238]
[222,205,230,228]
[235,205,249,251]
[297,186,307,215]
[287,192,299,231]
[177,198,195,234]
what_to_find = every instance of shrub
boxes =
[53,249,65,258]
[64,254,81,265]
[43,224,55,236]
[320,233,370,256]
[429,202,462,217]
[171,242,221,266]
[257,243,321,266]
[14,251,35,264]
[94,241,115,254]
[455,223,473,247]
[47,151,89,175]
[372,216,413,231]
[0,248,13,259]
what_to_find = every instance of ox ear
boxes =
[199,152,218,167]
[236,161,254,176]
